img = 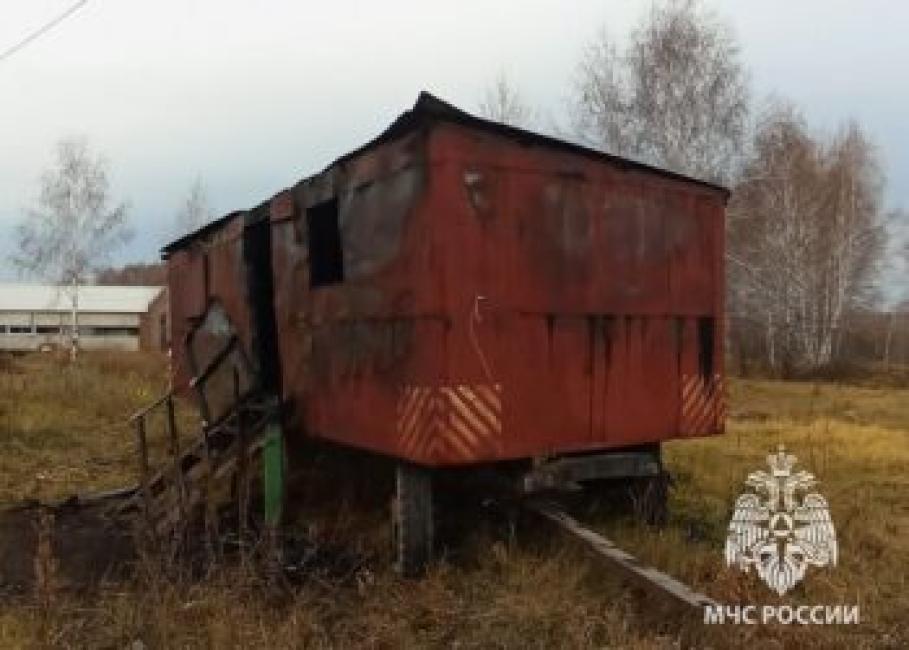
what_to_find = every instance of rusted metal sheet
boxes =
[165,208,277,403]
[164,92,727,469]
[167,247,207,389]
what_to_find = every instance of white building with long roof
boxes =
[0,284,166,352]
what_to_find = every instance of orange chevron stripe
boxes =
[396,383,503,461]
[680,374,724,434]
[455,385,501,433]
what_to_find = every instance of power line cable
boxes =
[0,1,89,65]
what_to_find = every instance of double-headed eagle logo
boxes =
[725,446,837,595]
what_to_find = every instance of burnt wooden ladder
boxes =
[115,374,279,548]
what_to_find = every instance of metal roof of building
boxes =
[0,284,163,314]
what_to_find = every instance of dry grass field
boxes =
[0,353,906,648]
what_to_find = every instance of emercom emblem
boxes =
[725,446,837,595]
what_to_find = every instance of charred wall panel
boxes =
[166,213,267,396]
[268,131,437,456]
[204,216,253,351]
[167,248,208,389]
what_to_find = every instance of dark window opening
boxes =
[9,326,31,334]
[306,198,344,287]
[95,327,139,337]
[76,326,140,337]
[697,317,715,378]
[36,326,61,334]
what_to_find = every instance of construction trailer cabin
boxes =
[163,93,728,573]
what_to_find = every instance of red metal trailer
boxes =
[163,92,728,573]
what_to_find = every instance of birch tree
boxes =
[818,122,885,361]
[13,137,132,359]
[728,105,886,373]
[174,176,212,238]
[478,72,533,128]
[570,0,748,184]
[891,209,909,307]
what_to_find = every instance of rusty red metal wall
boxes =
[264,121,726,467]
[423,124,725,462]
[168,248,205,390]
[167,213,255,393]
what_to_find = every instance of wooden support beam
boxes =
[234,367,250,548]
[129,392,171,423]
[165,395,187,546]
[527,501,717,612]
[134,416,151,531]
[262,418,284,528]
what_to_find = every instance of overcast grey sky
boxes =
[1,1,907,297]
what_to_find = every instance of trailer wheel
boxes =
[392,463,433,577]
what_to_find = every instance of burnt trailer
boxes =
[163,93,728,574]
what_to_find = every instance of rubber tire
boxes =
[393,463,434,578]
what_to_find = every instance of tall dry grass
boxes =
[0,354,906,648]
[0,352,198,502]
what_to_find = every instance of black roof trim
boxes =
[162,210,244,256]
[330,92,729,196]
[162,91,728,255]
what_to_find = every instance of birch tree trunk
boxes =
[70,277,79,361]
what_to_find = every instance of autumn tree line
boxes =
[480,0,908,377]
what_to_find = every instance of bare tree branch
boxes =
[570,0,749,184]
[174,176,212,238]
[478,72,533,128]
